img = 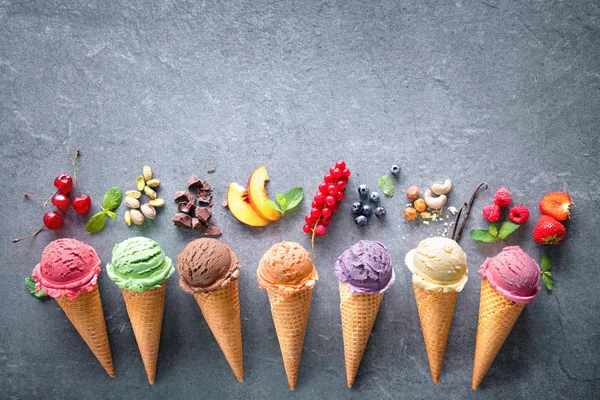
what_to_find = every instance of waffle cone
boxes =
[339,281,384,388]
[266,287,313,390]
[121,284,167,384]
[194,280,244,382]
[472,278,525,390]
[55,285,114,377]
[412,284,458,384]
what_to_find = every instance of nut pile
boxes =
[172,175,222,236]
[403,179,453,222]
[124,166,164,226]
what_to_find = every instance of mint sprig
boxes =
[541,254,553,290]
[378,175,395,197]
[264,187,304,217]
[26,276,48,298]
[470,221,520,243]
[86,187,123,233]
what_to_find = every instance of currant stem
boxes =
[455,182,488,243]
[73,149,81,195]
[451,203,468,241]
[310,216,321,259]
[12,226,45,243]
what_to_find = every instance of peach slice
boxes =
[227,182,270,227]
[247,166,281,222]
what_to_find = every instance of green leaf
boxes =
[542,273,553,290]
[470,229,498,243]
[281,187,303,211]
[25,276,48,298]
[105,210,118,220]
[489,223,498,237]
[264,199,282,214]
[497,221,520,239]
[276,192,286,209]
[86,212,107,233]
[378,175,395,197]
[541,254,552,272]
[103,187,123,211]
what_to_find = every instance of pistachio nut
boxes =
[144,186,157,199]
[130,209,145,225]
[141,204,157,220]
[124,196,140,209]
[148,198,165,207]
[124,210,132,226]
[143,166,152,181]
[146,179,160,188]
[136,176,145,191]
[125,190,142,199]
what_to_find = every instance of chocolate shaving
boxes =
[204,225,223,237]
[187,175,204,189]
[178,201,195,214]
[172,213,192,228]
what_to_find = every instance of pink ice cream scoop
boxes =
[478,246,541,303]
[32,238,101,300]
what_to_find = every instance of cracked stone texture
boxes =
[1,0,599,398]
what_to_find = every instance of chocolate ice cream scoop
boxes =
[177,238,240,294]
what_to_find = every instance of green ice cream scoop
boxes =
[107,237,174,292]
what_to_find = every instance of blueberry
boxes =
[369,191,380,203]
[361,204,373,217]
[358,184,369,197]
[390,164,401,177]
[355,215,368,227]
[374,206,386,219]
[351,201,363,215]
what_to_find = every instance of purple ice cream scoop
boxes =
[334,240,395,294]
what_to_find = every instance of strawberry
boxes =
[539,192,572,221]
[533,215,566,245]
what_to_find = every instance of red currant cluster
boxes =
[303,160,350,236]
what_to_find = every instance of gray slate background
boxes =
[1,0,599,399]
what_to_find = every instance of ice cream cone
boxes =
[472,278,525,390]
[194,279,244,382]
[412,284,458,384]
[266,287,313,391]
[121,284,167,384]
[55,285,114,377]
[339,281,384,388]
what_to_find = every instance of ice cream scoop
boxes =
[32,238,101,300]
[257,241,318,296]
[178,238,240,294]
[106,237,174,292]
[478,246,540,303]
[334,240,395,294]
[405,237,468,292]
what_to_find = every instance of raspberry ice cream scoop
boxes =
[478,246,541,303]
[32,238,101,300]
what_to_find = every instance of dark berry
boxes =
[53,173,73,194]
[369,192,380,203]
[374,206,386,219]
[51,193,70,212]
[390,165,401,177]
[352,201,363,214]
[358,185,369,197]
[355,215,368,227]
[43,211,63,230]
[72,194,92,214]
[315,224,326,236]
[362,205,373,217]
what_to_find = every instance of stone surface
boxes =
[1,0,599,398]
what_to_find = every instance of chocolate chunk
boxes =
[195,207,212,225]
[221,200,228,208]
[172,213,192,229]
[202,181,212,191]
[204,225,223,237]
[174,191,188,202]
[207,168,215,173]
[187,175,204,189]
[184,191,196,204]
[197,195,213,206]
[178,201,195,214]
[191,218,203,230]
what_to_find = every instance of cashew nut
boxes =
[424,189,447,210]
[432,179,452,195]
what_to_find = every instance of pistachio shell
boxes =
[130,209,145,225]
[144,186,157,199]
[141,204,156,220]
[124,210,132,226]
[136,176,145,191]
[125,190,142,199]
[143,166,152,181]
[146,179,160,188]
[124,196,140,209]
[148,198,165,207]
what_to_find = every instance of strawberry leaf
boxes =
[498,221,520,239]
[25,276,48,298]
[541,254,552,272]
[470,229,498,243]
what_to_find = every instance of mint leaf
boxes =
[86,212,106,233]
[378,175,395,197]
[489,223,498,237]
[25,276,48,298]
[105,210,118,220]
[498,221,520,239]
[470,229,498,243]
[541,254,552,272]
[542,272,553,290]
[276,192,286,209]
[103,187,123,211]
[264,199,282,214]
[281,187,303,211]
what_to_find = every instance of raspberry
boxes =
[482,204,501,222]
[509,205,530,224]
[494,187,511,207]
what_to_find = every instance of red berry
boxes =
[53,173,73,194]
[305,215,315,225]
[325,196,336,206]
[494,187,511,208]
[303,224,312,234]
[319,183,328,194]
[539,192,573,221]
[72,194,92,214]
[533,215,566,244]
[330,202,339,212]
[335,160,346,170]
[310,208,321,219]
[336,192,345,202]
[315,224,326,236]
[482,204,501,222]
[43,211,63,230]
[336,180,347,191]
[342,168,351,178]
[314,192,325,204]
[51,193,70,212]
[321,215,332,226]
[311,200,319,208]
[324,174,334,184]
[509,206,530,224]
[331,168,342,179]
[322,207,332,218]
[328,184,339,196]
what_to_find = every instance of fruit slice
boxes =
[227,182,270,227]
[247,166,281,222]
[539,192,572,221]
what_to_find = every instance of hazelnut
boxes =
[404,207,418,221]
[406,185,420,201]
[414,198,427,212]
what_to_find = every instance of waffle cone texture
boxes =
[339,281,384,388]
[266,287,313,390]
[194,280,244,382]
[472,278,525,390]
[121,284,167,384]
[55,285,115,377]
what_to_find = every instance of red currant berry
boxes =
[319,183,328,194]
[342,168,351,178]
[72,194,92,214]
[331,168,342,179]
[43,211,63,230]
[53,173,73,194]
[321,215,332,226]
[51,193,70,212]
[335,160,346,170]
[330,202,339,212]
[315,224,326,236]
[327,184,339,196]
[305,215,316,225]
[336,180,347,191]
[322,207,332,218]
[311,200,319,208]
[324,174,334,184]
[314,192,325,204]
[303,224,312,234]
[336,192,345,202]
[325,196,336,206]
[310,208,321,219]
